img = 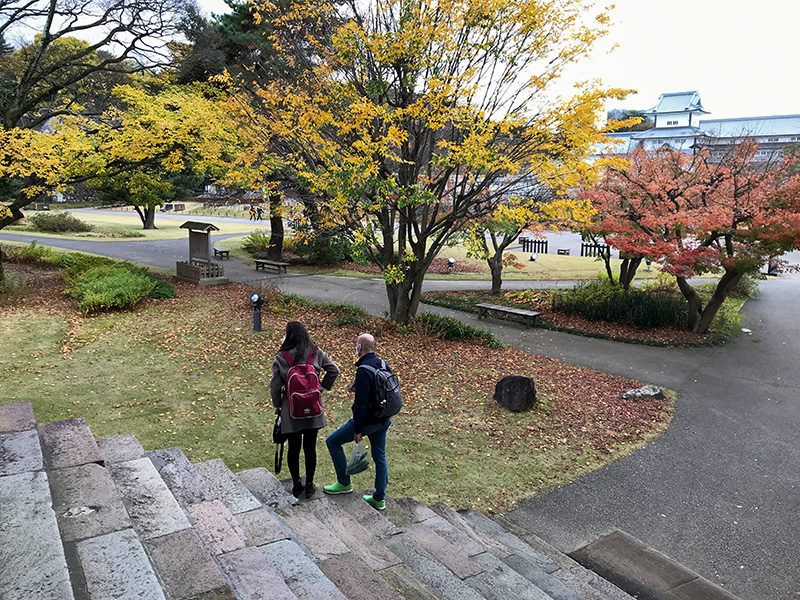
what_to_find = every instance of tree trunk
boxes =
[135,206,158,229]
[267,194,284,261]
[696,270,743,334]
[0,249,5,290]
[676,276,704,332]
[488,253,503,296]
[619,255,643,290]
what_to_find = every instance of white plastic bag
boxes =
[345,442,370,475]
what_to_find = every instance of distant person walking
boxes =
[249,206,256,221]
[324,332,393,510]
[256,206,264,221]
[271,322,339,498]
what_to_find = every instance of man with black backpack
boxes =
[323,333,401,510]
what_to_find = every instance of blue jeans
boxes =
[326,418,391,501]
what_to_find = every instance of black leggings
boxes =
[287,428,319,484]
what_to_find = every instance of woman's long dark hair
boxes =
[279,321,315,361]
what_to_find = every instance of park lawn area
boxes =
[0,263,674,512]
[8,209,257,241]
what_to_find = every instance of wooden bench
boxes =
[213,246,230,259]
[255,259,289,273]
[475,303,540,328]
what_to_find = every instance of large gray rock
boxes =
[494,376,538,412]
[619,385,665,400]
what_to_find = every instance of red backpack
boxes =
[281,348,323,419]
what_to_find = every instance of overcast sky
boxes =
[197,0,799,120]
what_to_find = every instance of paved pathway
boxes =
[2,231,798,599]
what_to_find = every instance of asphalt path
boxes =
[1,230,798,599]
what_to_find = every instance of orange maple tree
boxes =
[582,142,800,333]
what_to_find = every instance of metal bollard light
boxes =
[250,293,264,331]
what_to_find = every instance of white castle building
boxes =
[596,91,800,161]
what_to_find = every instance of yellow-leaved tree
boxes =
[235,0,630,322]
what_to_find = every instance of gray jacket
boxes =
[270,346,339,434]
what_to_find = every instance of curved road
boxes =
[2,231,798,599]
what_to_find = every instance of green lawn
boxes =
[1,268,675,512]
[7,208,257,241]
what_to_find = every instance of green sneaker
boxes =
[323,481,353,495]
[362,494,386,511]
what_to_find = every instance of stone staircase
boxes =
[0,402,636,600]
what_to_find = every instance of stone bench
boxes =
[213,247,229,259]
[475,303,540,328]
[255,259,289,274]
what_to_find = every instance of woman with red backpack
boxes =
[270,321,339,498]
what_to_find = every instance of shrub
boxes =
[552,280,688,329]
[241,230,273,255]
[325,303,370,327]
[11,241,56,263]
[410,313,505,348]
[28,212,93,233]
[70,265,157,314]
[294,234,352,264]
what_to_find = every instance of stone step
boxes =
[49,462,132,543]
[383,533,484,600]
[0,428,43,476]
[467,551,553,600]
[73,528,165,600]
[413,513,486,557]
[429,503,513,559]
[194,458,262,514]
[319,553,404,600]
[0,401,36,433]
[147,446,215,509]
[377,564,448,600]
[0,471,75,600]
[403,523,484,580]
[97,433,145,464]
[386,497,439,528]
[569,530,739,600]
[460,510,559,574]
[491,514,636,600]
[308,497,401,571]
[235,506,293,547]
[501,553,582,600]
[237,466,298,510]
[556,567,639,600]
[334,492,402,540]
[259,538,348,600]
[186,499,247,556]
[279,504,351,561]
[143,528,234,600]
[217,546,298,600]
[38,418,102,470]
[107,457,191,540]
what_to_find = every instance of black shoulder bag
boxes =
[273,412,288,473]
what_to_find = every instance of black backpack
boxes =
[358,360,402,418]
